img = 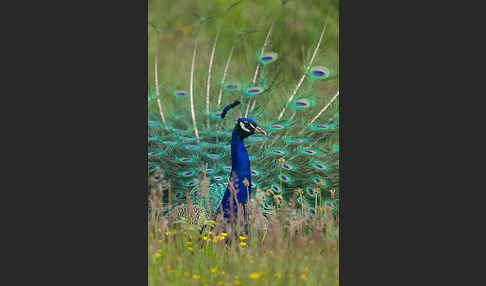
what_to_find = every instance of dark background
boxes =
[2,0,475,285]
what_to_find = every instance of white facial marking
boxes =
[240,121,250,132]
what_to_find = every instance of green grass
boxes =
[148,201,339,286]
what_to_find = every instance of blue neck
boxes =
[220,130,252,223]
[231,132,250,178]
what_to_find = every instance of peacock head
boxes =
[235,118,267,139]
[221,100,267,139]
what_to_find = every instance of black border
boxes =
[10,0,459,284]
[9,0,149,283]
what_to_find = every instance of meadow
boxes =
[148,0,339,285]
[148,185,339,286]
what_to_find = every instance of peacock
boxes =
[148,5,339,228]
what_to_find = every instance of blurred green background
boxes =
[148,0,339,119]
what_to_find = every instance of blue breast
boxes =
[220,131,252,220]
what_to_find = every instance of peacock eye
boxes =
[244,86,263,97]
[308,66,331,80]
[258,52,278,65]
[174,90,188,98]
[223,82,241,93]
[292,98,314,110]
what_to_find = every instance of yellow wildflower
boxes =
[211,267,218,273]
[165,231,171,236]
[187,247,194,252]
[203,236,208,241]
[239,241,247,247]
[300,273,307,280]
[213,237,219,243]
[234,280,241,285]
[155,252,161,258]
[192,275,200,280]
[274,273,282,279]
[218,282,223,286]
[220,232,228,237]
[221,271,226,275]
[249,273,261,279]
[239,236,247,240]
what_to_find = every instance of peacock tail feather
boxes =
[148,7,339,222]
[189,182,228,215]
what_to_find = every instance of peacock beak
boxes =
[254,126,267,136]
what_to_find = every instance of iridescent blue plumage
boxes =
[219,103,267,223]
